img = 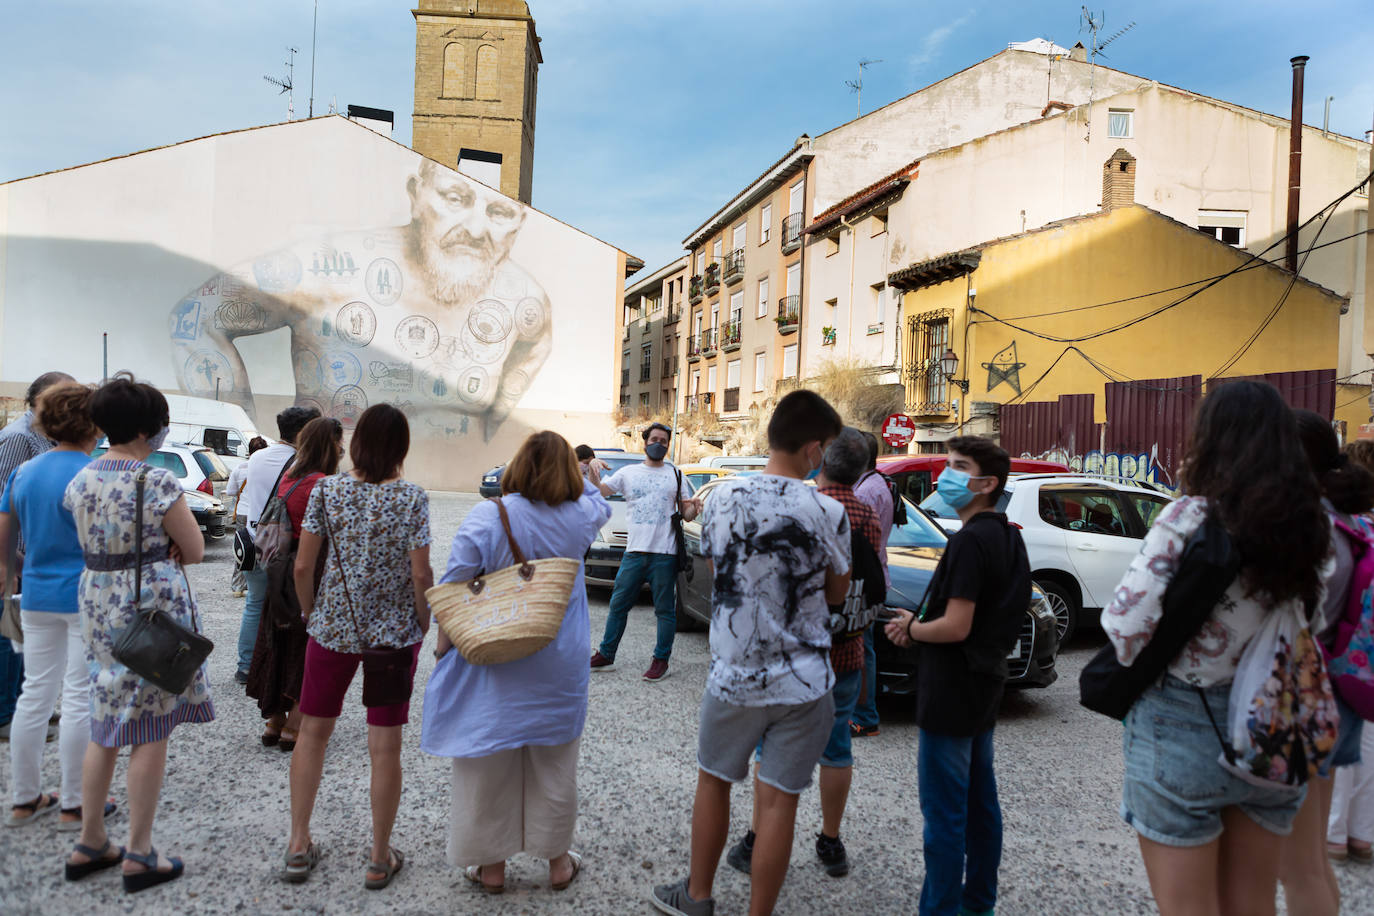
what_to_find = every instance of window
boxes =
[707,364,718,392]
[640,343,652,381]
[757,277,770,318]
[1107,109,1133,139]
[825,235,840,257]
[712,238,722,260]
[908,311,952,409]
[693,311,702,337]
[789,179,805,216]
[786,262,801,296]
[729,290,743,318]
[1126,493,1171,532]
[1198,210,1247,247]
[760,202,772,243]
[695,251,705,273]
[147,451,188,477]
[711,303,719,329]
[782,343,799,379]
[754,352,767,390]
[639,392,650,408]
[690,369,700,393]
[726,358,741,389]
[870,282,885,324]
[1039,490,1132,538]
[732,222,747,251]
[871,209,889,236]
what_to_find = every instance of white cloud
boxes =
[907,13,973,76]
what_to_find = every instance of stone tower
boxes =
[412,0,541,204]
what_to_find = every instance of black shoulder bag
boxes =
[234,458,292,573]
[671,467,693,578]
[112,468,215,695]
[1078,515,1240,720]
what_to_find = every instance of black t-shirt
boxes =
[915,511,1032,736]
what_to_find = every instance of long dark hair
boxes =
[286,417,343,479]
[1182,381,1328,608]
[1295,409,1374,515]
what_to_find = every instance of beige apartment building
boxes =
[617,256,689,416]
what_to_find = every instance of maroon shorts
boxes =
[299,638,421,727]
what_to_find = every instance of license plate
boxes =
[1006,641,1020,660]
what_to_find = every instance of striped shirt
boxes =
[0,410,54,551]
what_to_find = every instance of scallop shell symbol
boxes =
[215,300,265,332]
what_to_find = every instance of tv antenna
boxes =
[1079,9,1135,141]
[264,47,298,121]
[845,58,883,117]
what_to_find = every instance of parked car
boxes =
[92,444,231,539]
[674,478,1060,695]
[677,465,735,492]
[481,447,633,498]
[878,453,1068,506]
[183,488,230,540]
[164,393,265,458]
[697,455,769,472]
[582,452,668,587]
[918,473,1173,640]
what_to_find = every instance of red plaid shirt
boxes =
[819,483,883,673]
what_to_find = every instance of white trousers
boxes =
[9,611,90,809]
[447,738,580,866]
[1329,726,1374,845]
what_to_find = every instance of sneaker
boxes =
[725,830,754,874]
[816,832,849,877]
[0,721,10,741]
[849,721,880,738]
[651,877,714,916]
[643,658,669,682]
[590,651,615,671]
[234,670,249,685]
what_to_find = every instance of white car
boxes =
[919,474,1172,641]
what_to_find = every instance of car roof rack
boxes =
[1006,473,1171,493]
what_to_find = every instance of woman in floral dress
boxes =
[62,374,214,894]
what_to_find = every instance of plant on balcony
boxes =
[821,326,837,346]
[775,313,797,328]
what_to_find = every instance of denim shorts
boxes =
[820,669,864,768]
[1121,675,1307,847]
[1318,694,1365,778]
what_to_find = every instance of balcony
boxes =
[699,326,718,358]
[639,364,652,382]
[723,249,746,285]
[776,296,800,334]
[724,387,740,412]
[704,262,721,295]
[687,337,701,363]
[687,392,715,413]
[689,275,703,305]
[664,305,681,325]
[781,213,803,253]
[720,316,742,351]
[642,320,653,335]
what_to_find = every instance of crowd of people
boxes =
[3,371,1374,914]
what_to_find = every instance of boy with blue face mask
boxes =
[885,436,1031,916]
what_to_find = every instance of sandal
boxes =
[1352,843,1374,863]
[465,863,505,895]
[281,842,321,883]
[365,846,404,890]
[64,840,124,881]
[122,846,184,893]
[551,850,583,891]
[57,800,118,833]
[7,792,59,827]
[261,721,283,747]
[279,728,299,753]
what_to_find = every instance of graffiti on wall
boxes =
[1019,445,1180,494]
[982,341,1025,394]
[167,161,551,441]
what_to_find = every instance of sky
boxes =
[2,0,1371,273]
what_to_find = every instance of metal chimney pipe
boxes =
[1287,55,1309,272]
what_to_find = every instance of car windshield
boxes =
[193,449,229,481]
[918,488,1012,520]
[888,496,949,548]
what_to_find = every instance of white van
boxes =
[164,394,264,458]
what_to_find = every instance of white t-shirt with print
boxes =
[601,462,693,555]
[701,474,851,706]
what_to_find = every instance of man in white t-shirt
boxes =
[588,422,699,682]
[233,406,318,684]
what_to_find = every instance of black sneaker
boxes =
[234,670,249,685]
[725,830,754,874]
[816,832,849,877]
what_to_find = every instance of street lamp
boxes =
[939,348,970,393]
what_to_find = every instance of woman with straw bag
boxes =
[421,431,611,895]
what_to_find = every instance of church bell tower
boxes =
[411,1,541,204]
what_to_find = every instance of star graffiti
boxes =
[982,341,1026,394]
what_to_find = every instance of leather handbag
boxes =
[1078,514,1240,720]
[235,459,292,573]
[671,467,692,577]
[322,481,414,708]
[112,468,214,695]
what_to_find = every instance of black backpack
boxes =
[828,523,888,637]
[859,470,907,527]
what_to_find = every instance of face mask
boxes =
[936,467,989,510]
[804,444,822,481]
[645,442,669,461]
[147,425,170,452]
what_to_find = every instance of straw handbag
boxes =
[428,498,578,665]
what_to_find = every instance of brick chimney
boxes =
[1102,148,1136,210]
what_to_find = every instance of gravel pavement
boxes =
[3,490,1374,914]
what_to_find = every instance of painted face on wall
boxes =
[408,166,525,306]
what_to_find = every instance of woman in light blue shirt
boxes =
[422,430,610,895]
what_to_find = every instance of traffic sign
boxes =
[882,413,915,448]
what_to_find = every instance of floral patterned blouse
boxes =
[302,473,431,653]
[1102,495,1332,687]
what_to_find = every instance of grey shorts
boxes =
[697,691,834,795]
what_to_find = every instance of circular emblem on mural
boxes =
[365,257,403,307]
[296,397,327,418]
[335,302,376,347]
[515,297,547,339]
[323,351,362,388]
[395,315,440,360]
[457,366,493,404]
[251,250,303,292]
[362,236,376,250]
[459,320,507,366]
[183,349,236,395]
[416,366,453,402]
[330,385,368,427]
[432,335,466,368]
[215,299,267,332]
[467,301,514,344]
[293,350,323,394]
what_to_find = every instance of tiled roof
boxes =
[806,158,920,235]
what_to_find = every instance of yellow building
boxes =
[893,204,1349,480]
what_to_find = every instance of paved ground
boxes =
[3,490,1374,914]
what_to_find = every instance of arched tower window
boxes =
[475,44,500,101]
[441,42,467,98]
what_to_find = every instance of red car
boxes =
[877,454,1069,506]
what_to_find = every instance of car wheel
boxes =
[1035,579,1077,643]
[674,583,706,633]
